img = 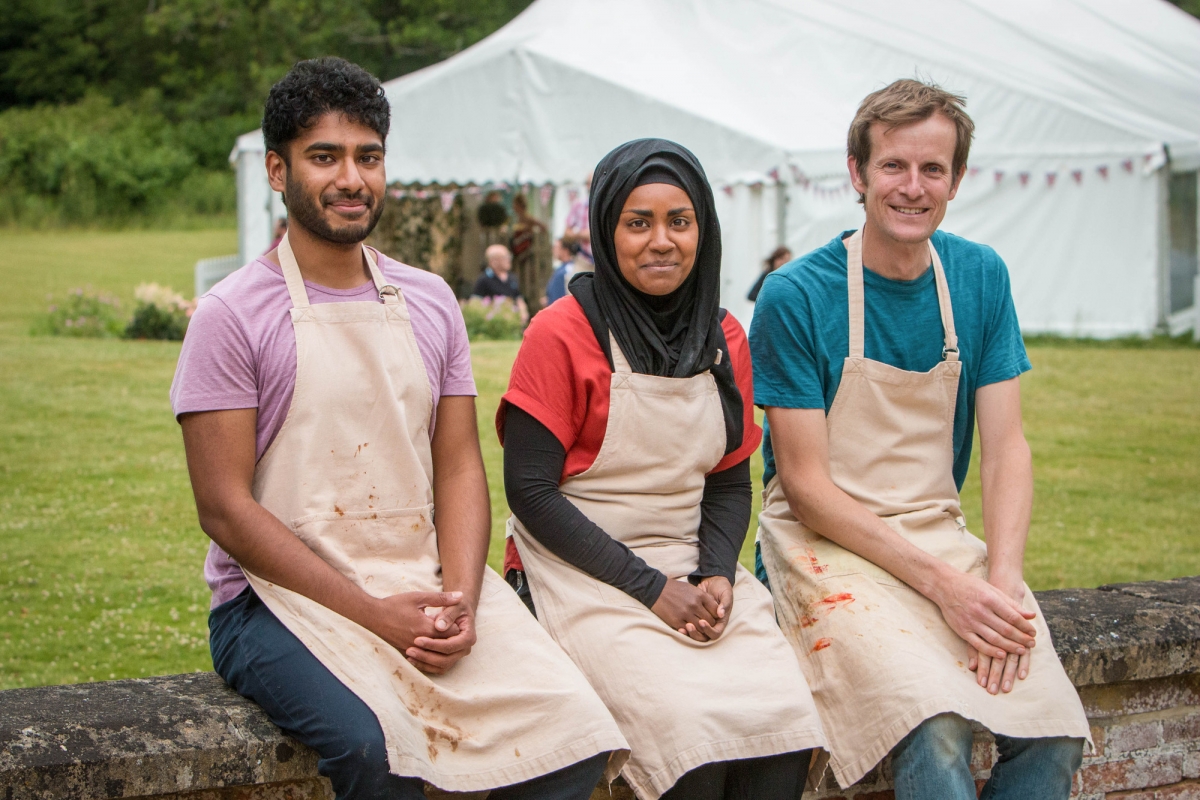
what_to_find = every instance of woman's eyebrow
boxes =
[622,206,694,217]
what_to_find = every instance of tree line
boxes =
[0,0,531,225]
[1,0,1196,226]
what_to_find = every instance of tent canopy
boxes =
[233,0,1200,181]
[232,0,1200,336]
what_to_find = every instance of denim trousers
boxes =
[209,588,608,800]
[891,713,1084,800]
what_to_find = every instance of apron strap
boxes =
[845,227,959,361]
[277,233,400,309]
[928,242,959,361]
[276,232,311,309]
[608,333,633,375]
[365,248,403,306]
[845,229,867,359]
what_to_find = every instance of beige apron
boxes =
[757,228,1091,788]
[510,336,827,800]
[243,234,628,793]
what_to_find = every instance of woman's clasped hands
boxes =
[651,575,734,641]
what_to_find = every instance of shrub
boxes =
[0,96,235,226]
[33,287,126,338]
[124,283,195,341]
[459,296,525,340]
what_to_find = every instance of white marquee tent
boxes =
[232,0,1200,335]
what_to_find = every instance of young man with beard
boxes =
[750,79,1091,799]
[171,58,626,800]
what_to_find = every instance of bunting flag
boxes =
[994,170,1005,184]
[1122,159,1134,173]
[1072,170,1084,185]
[1019,172,1031,187]
[1046,171,1058,187]
[722,185,735,197]
[968,167,981,178]
[440,191,456,213]
[768,167,781,182]
[1098,165,1109,179]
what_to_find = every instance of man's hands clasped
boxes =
[651,576,733,641]
[931,570,1036,695]
[369,591,476,676]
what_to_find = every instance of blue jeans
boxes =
[891,713,1083,800]
[209,588,608,800]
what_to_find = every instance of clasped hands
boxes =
[369,590,476,675]
[651,575,733,641]
[933,570,1037,695]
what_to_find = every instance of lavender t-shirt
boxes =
[170,250,476,607]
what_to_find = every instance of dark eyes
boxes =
[628,217,691,228]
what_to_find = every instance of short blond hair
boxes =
[847,79,975,202]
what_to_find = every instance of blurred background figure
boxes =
[747,245,792,303]
[266,218,287,253]
[510,193,548,311]
[563,171,593,263]
[544,235,582,306]
[472,244,529,321]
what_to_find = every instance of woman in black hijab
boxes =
[497,139,825,799]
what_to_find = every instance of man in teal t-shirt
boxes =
[749,79,1089,800]
[753,227,1030,492]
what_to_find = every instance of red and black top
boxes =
[497,295,762,575]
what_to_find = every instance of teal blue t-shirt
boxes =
[750,229,1031,491]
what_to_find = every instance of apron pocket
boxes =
[290,505,440,596]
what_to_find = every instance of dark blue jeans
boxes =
[209,588,608,800]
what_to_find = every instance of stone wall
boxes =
[2,577,1198,800]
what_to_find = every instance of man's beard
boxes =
[284,173,384,245]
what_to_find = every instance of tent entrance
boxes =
[1168,171,1199,322]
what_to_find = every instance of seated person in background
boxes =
[499,138,827,800]
[747,245,792,303]
[751,78,1090,800]
[543,236,581,306]
[173,56,626,800]
[471,244,529,323]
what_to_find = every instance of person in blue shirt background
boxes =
[749,78,1090,800]
[544,236,581,306]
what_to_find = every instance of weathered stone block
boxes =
[1101,578,1200,608]
[1041,586,1200,687]
[1184,751,1200,780]
[1081,675,1200,718]
[1080,753,1183,793]
[0,674,319,800]
[1104,718,1166,755]
[127,778,332,800]
[1164,711,1200,745]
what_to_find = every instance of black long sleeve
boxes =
[693,457,752,584]
[503,405,668,607]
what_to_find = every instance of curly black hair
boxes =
[262,57,390,160]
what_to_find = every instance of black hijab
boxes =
[569,138,744,455]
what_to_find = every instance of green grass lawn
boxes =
[1,227,1197,690]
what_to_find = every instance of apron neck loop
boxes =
[364,248,400,305]
[277,233,397,308]
[608,333,633,375]
[845,227,959,362]
[277,232,311,309]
